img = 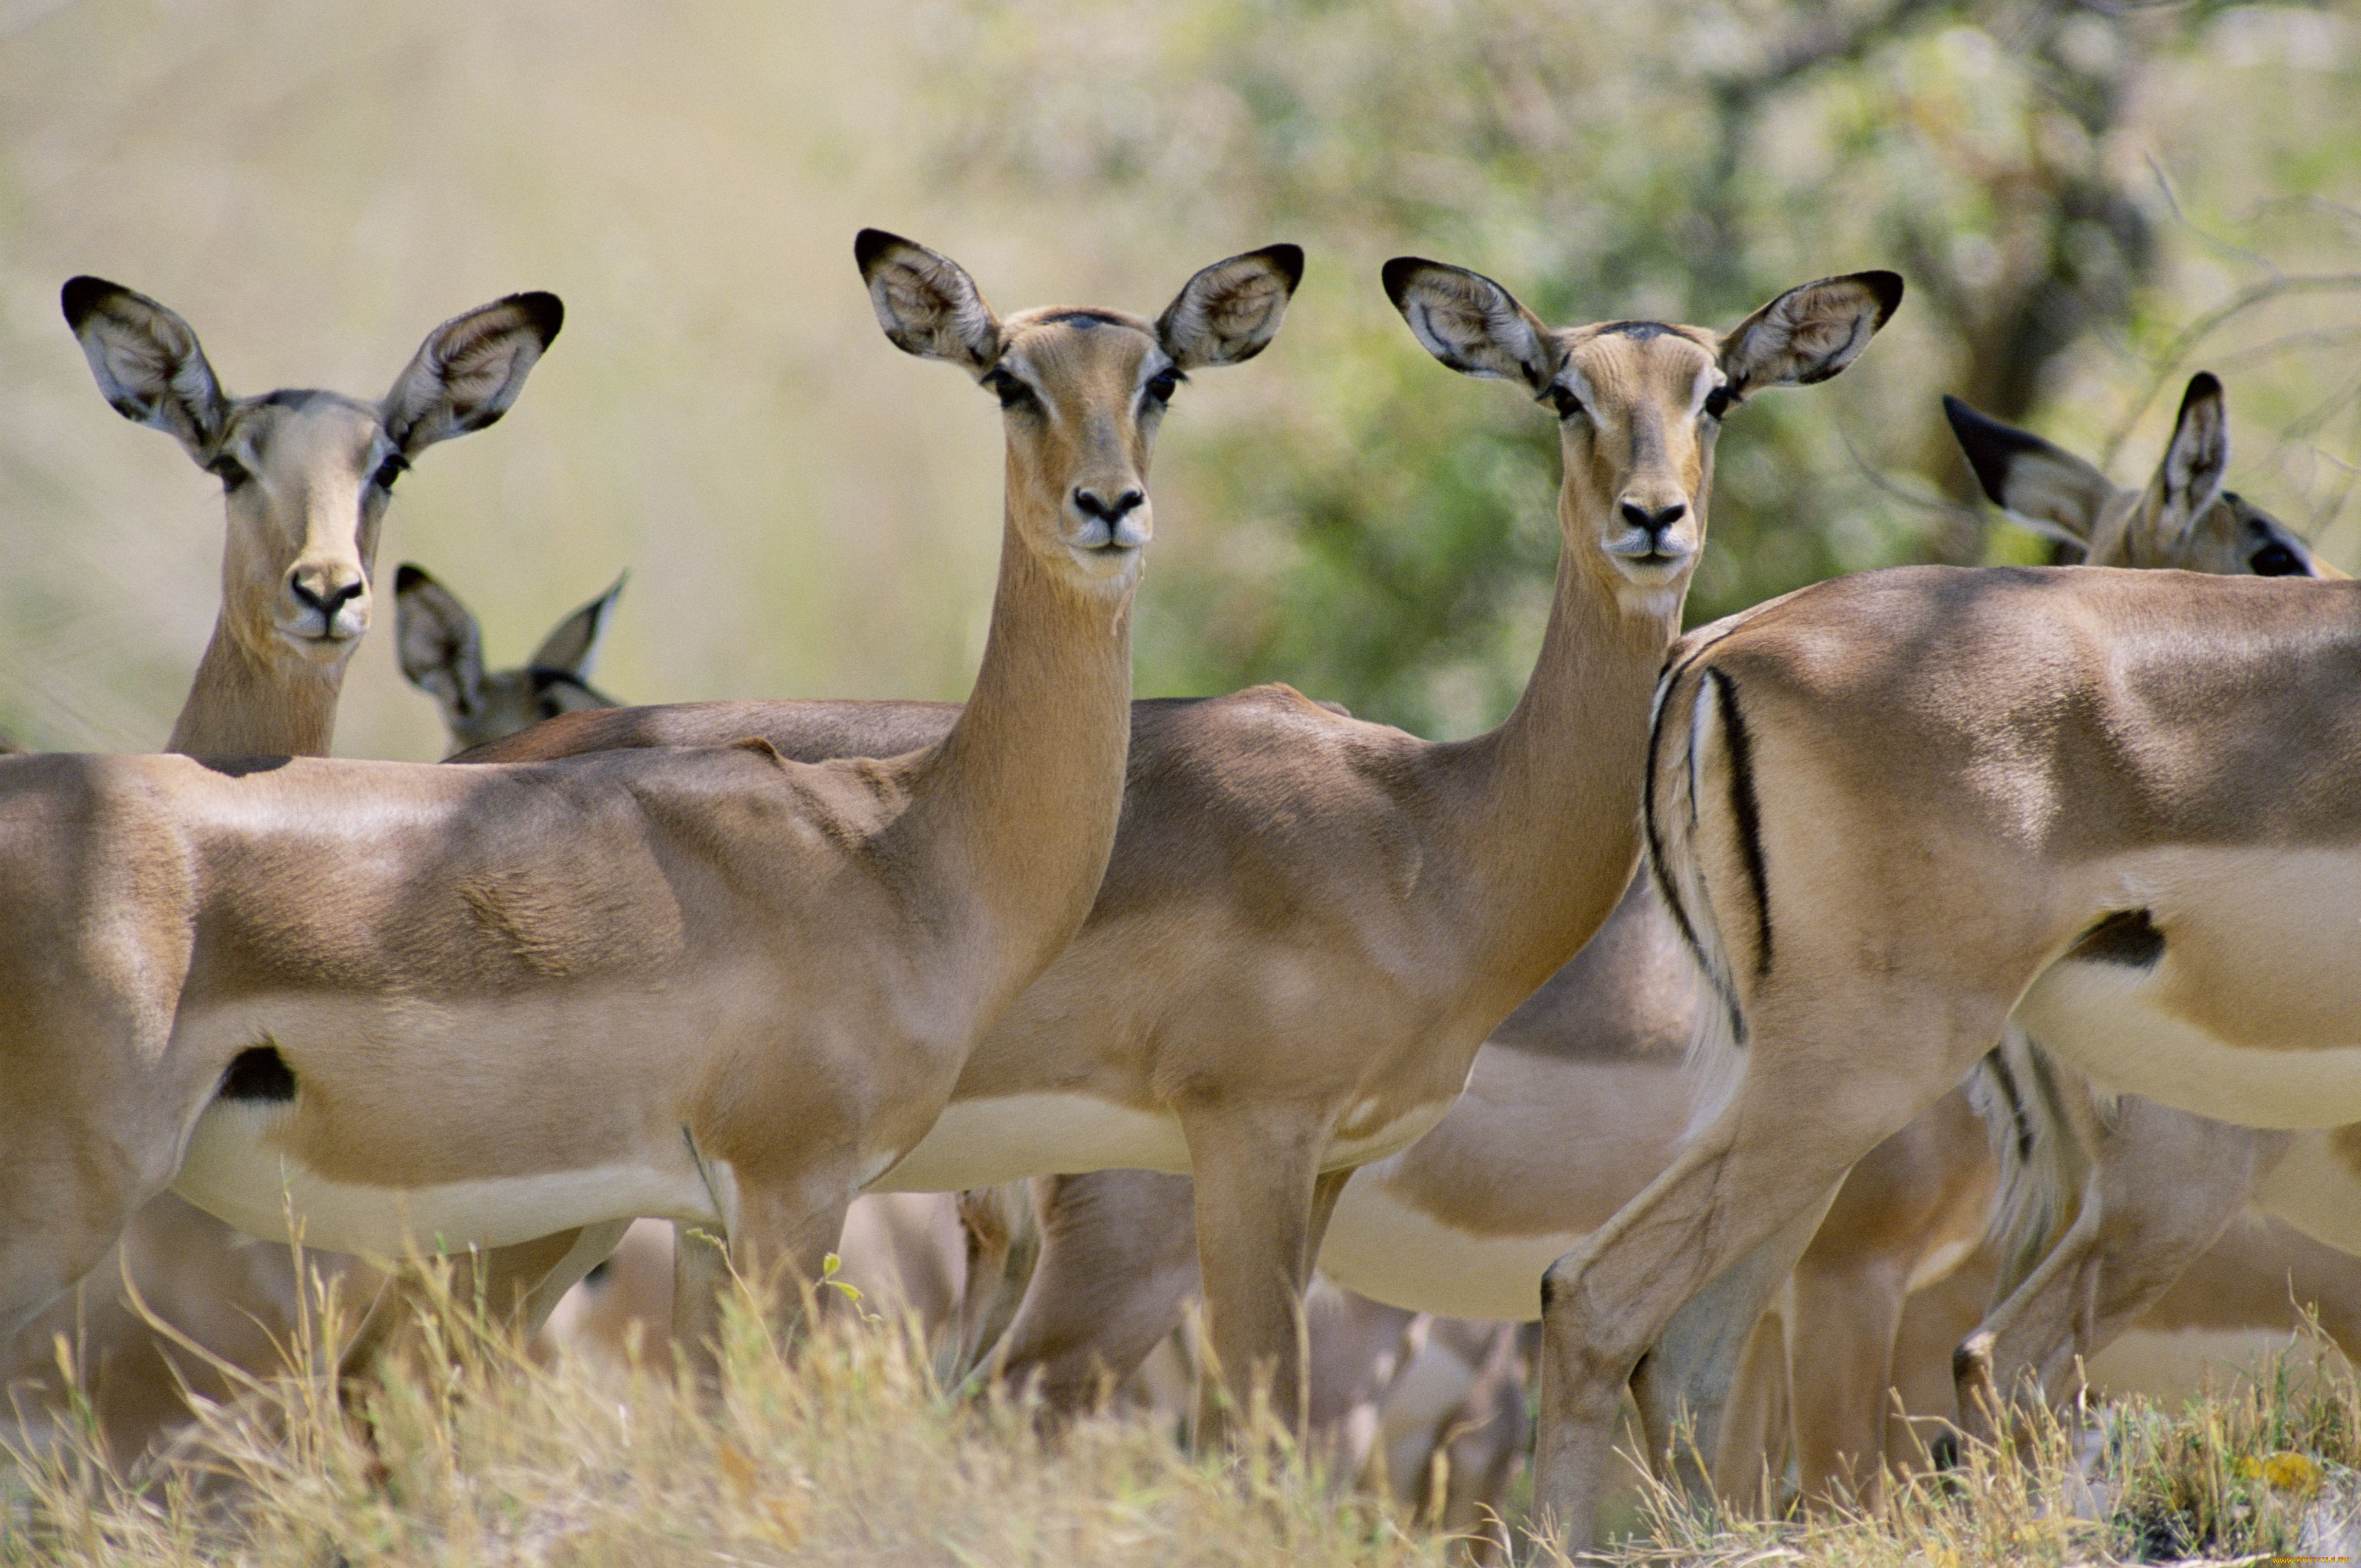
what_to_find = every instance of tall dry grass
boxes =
[8,1258,2360,1566]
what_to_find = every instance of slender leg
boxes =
[1787,1255,1909,1505]
[675,1167,856,1391]
[1630,1185,1836,1503]
[990,1170,1202,1415]
[1713,1305,1791,1514]
[1182,1105,1333,1442]
[1957,1104,2280,1440]
[1531,984,2007,1556]
[337,1230,588,1381]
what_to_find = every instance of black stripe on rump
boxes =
[1706,668,1774,975]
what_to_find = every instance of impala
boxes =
[395,563,627,754]
[0,233,1298,1389]
[465,260,1904,1433]
[2,279,560,1456]
[1529,370,2361,1551]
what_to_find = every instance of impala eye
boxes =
[982,368,1036,410]
[1703,385,1733,421]
[208,453,251,489]
[2250,542,2306,577]
[372,453,410,492]
[1548,385,1586,421]
[1144,368,1183,407]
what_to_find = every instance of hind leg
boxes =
[1531,983,2010,1555]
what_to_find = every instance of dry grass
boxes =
[1,1262,1451,1568]
[8,1268,2360,1567]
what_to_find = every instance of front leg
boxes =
[1179,1104,1335,1443]
[673,1165,857,1391]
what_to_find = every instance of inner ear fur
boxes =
[1381,257,1562,393]
[61,276,231,463]
[2150,371,2229,535]
[1943,394,2115,547]
[529,573,628,677]
[856,229,1003,375]
[393,562,486,714]
[1719,271,1904,400]
[384,292,564,455]
[1157,244,1304,370]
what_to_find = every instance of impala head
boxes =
[1947,374,2336,579]
[856,230,1302,594]
[1384,260,1903,617]
[63,279,563,671]
[395,563,625,754]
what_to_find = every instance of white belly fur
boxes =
[869,1094,1191,1191]
[869,1092,1457,1194]
[173,1100,728,1255]
[2252,1131,2361,1256]
[2017,963,2361,1130]
[1317,1171,1575,1323]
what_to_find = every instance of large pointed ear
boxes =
[855,229,1003,375]
[382,291,563,457]
[61,277,233,464]
[1381,258,1562,394]
[528,572,627,678]
[1719,271,1902,402]
[394,563,486,719]
[1156,244,1303,371]
[1943,395,2116,548]
[2146,372,2229,544]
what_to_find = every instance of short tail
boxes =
[1966,1026,2113,1294]
[1647,650,1757,1137]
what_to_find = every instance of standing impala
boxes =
[2,279,560,1455]
[948,377,2348,1511]
[0,233,1298,1383]
[1528,371,2361,1552]
[466,260,1904,1433]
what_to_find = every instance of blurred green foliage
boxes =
[906,0,2361,734]
[2,2,2356,750]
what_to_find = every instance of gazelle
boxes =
[0,233,1297,1393]
[2,279,562,1456]
[952,382,2346,1505]
[466,261,1904,1433]
[1528,369,2361,1551]
[395,564,626,754]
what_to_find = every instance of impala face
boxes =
[63,276,563,680]
[1947,374,2334,581]
[207,392,400,659]
[1382,259,1902,620]
[856,230,1302,595]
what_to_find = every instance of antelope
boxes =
[2,279,561,1457]
[395,564,626,754]
[0,233,1298,1395]
[464,261,1904,1434]
[938,381,2350,1508]
[1528,370,2361,1552]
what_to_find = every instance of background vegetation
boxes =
[4,0,2358,749]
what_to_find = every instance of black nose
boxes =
[1072,487,1144,525]
[1620,500,1688,539]
[290,573,364,617]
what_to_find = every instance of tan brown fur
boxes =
[463,264,1902,1433]
[0,236,1300,1407]
[1529,377,2361,1549]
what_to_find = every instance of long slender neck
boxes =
[894,482,1135,1009]
[166,618,346,758]
[1434,489,1685,1006]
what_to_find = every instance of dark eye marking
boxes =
[1143,367,1185,407]
[1703,385,1733,421]
[372,452,410,492]
[208,453,252,489]
[981,367,1036,410]
[1547,384,1586,421]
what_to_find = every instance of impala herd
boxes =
[4,232,2355,1562]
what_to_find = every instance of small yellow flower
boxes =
[2239,1450,2323,1497]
